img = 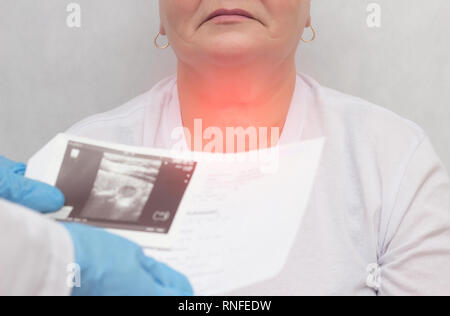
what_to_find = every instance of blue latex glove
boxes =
[63,223,194,296]
[0,156,65,213]
[0,156,192,296]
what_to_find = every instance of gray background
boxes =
[1,0,449,169]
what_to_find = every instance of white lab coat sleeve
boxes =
[0,199,74,296]
[379,136,450,295]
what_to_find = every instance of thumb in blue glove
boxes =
[0,156,65,213]
[63,223,194,296]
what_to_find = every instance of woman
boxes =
[67,1,450,295]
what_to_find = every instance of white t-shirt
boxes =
[67,73,450,296]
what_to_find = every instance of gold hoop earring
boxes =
[154,32,170,49]
[301,26,316,43]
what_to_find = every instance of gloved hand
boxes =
[0,156,192,296]
[0,156,65,213]
[63,223,194,296]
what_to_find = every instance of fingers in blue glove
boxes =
[0,156,65,213]
[138,252,193,296]
[0,156,23,172]
[63,223,194,296]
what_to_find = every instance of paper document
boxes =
[27,134,324,294]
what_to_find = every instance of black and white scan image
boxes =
[81,153,161,222]
[54,141,196,233]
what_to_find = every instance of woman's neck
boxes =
[177,56,297,152]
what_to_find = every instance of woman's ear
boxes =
[159,23,167,36]
[306,16,312,28]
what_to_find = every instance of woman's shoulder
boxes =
[66,75,177,144]
[298,73,426,148]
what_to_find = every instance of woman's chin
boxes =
[198,38,265,66]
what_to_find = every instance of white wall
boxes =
[1,0,449,169]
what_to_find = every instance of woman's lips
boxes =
[203,8,257,25]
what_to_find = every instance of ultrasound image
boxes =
[80,153,162,222]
